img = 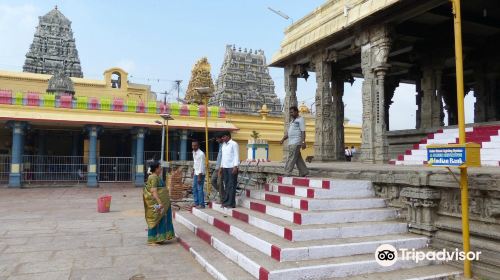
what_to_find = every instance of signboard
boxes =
[427,147,466,167]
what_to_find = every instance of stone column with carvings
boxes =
[419,63,444,129]
[282,65,298,161]
[331,69,345,160]
[384,78,398,131]
[313,52,335,161]
[359,25,391,163]
[400,187,441,236]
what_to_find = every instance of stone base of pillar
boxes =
[87,173,98,188]
[8,173,21,188]
[135,173,145,187]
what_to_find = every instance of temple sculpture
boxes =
[185,57,215,104]
[209,45,282,115]
[23,6,83,78]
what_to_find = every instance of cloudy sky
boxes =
[0,1,475,130]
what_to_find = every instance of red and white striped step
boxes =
[191,207,428,262]
[391,125,500,166]
[278,176,373,190]
[241,198,397,225]
[174,211,440,280]
[210,203,408,241]
[246,189,385,211]
[265,182,374,199]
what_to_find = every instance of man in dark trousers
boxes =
[220,131,239,208]
[280,106,309,177]
[211,133,224,204]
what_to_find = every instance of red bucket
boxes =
[97,195,112,213]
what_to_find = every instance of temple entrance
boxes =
[98,157,134,182]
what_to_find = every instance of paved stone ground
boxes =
[0,184,210,280]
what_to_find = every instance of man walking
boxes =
[280,106,309,177]
[191,139,206,209]
[211,133,224,203]
[220,131,239,208]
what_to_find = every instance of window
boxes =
[111,72,121,89]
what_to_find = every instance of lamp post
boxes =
[155,113,174,181]
[195,87,213,196]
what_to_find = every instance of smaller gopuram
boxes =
[185,57,215,104]
[209,45,282,115]
[23,6,83,78]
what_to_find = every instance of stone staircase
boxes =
[173,176,462,279]
[390,125,500,166]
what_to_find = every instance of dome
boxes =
[299,102,310,114]
[47,69,75,94]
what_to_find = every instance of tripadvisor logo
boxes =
[375,244,482,267]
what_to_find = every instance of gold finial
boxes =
[258,104,270,120]
[299,101,310,115]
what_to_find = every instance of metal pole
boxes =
[204,95,211,196]
[166,119,169,165]
[451,0,471,277]
[160,119,165,181]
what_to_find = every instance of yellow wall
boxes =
[226,113,362,162]
[0,67,153,102]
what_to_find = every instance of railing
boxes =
[98,157,134,182]
[0,90,226,118]
[144,151,219,163]
[0,155,10,183]
[22,155,87,182]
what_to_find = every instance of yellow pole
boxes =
[166,120,169,164]
[451,0,471,277]
[204,96,211,196]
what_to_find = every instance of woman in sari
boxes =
[143,161,175,245]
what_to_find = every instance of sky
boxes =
[0,0,475,130]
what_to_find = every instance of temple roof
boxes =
[40,6,71,25]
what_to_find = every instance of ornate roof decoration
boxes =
[209,45,282,115]
[185,57,215,104]
[23,7,83,78]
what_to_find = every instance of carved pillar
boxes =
[331,69,345,160]
[313,53,335,161]
[384,78,399,131]
[475,66,499,123]
[415,79,422,129]
[400,187,440,236]
[442,79,458,126]
[282,65,298,161]
[419,64,444,129]
[359,25,391,163]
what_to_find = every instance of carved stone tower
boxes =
[209,45,282,115]
[23,6,83,78]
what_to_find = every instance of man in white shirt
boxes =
[220,131,239,208]
[280,106,309,177]
[191,139,206,208]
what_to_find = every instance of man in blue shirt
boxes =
[211,133,224,203]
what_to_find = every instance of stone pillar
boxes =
[418,65,444,129]
[85,125,101,188]
[331,70,345,160]
[8,121,28,188]
[400,187,440,236]
[283,65,298,161]
[359,25,391,163]
[384,78,399,131]
[180,130,188,161]
[131,134,137,178]
[474,68,499,123]
[313,53,335,161]
[133,127,146,187]
[442,79,458,126]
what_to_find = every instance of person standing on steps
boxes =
[280,106,309,177]
[191,139,206,209]
[211,133,224,204]
[220,131,239,208]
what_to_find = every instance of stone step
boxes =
[174,220,255,280]
[265,182,375,199]
[241,198,398,225]
[278,176,373,191]
[246,189,385,211]
[191,207,428,262]
[211,203,408,241]
[332,264,462,279]
[175,211,435,280]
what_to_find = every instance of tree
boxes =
[250,130,260,141]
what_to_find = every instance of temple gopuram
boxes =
[209,45,282,115]
[23,6,83,78]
